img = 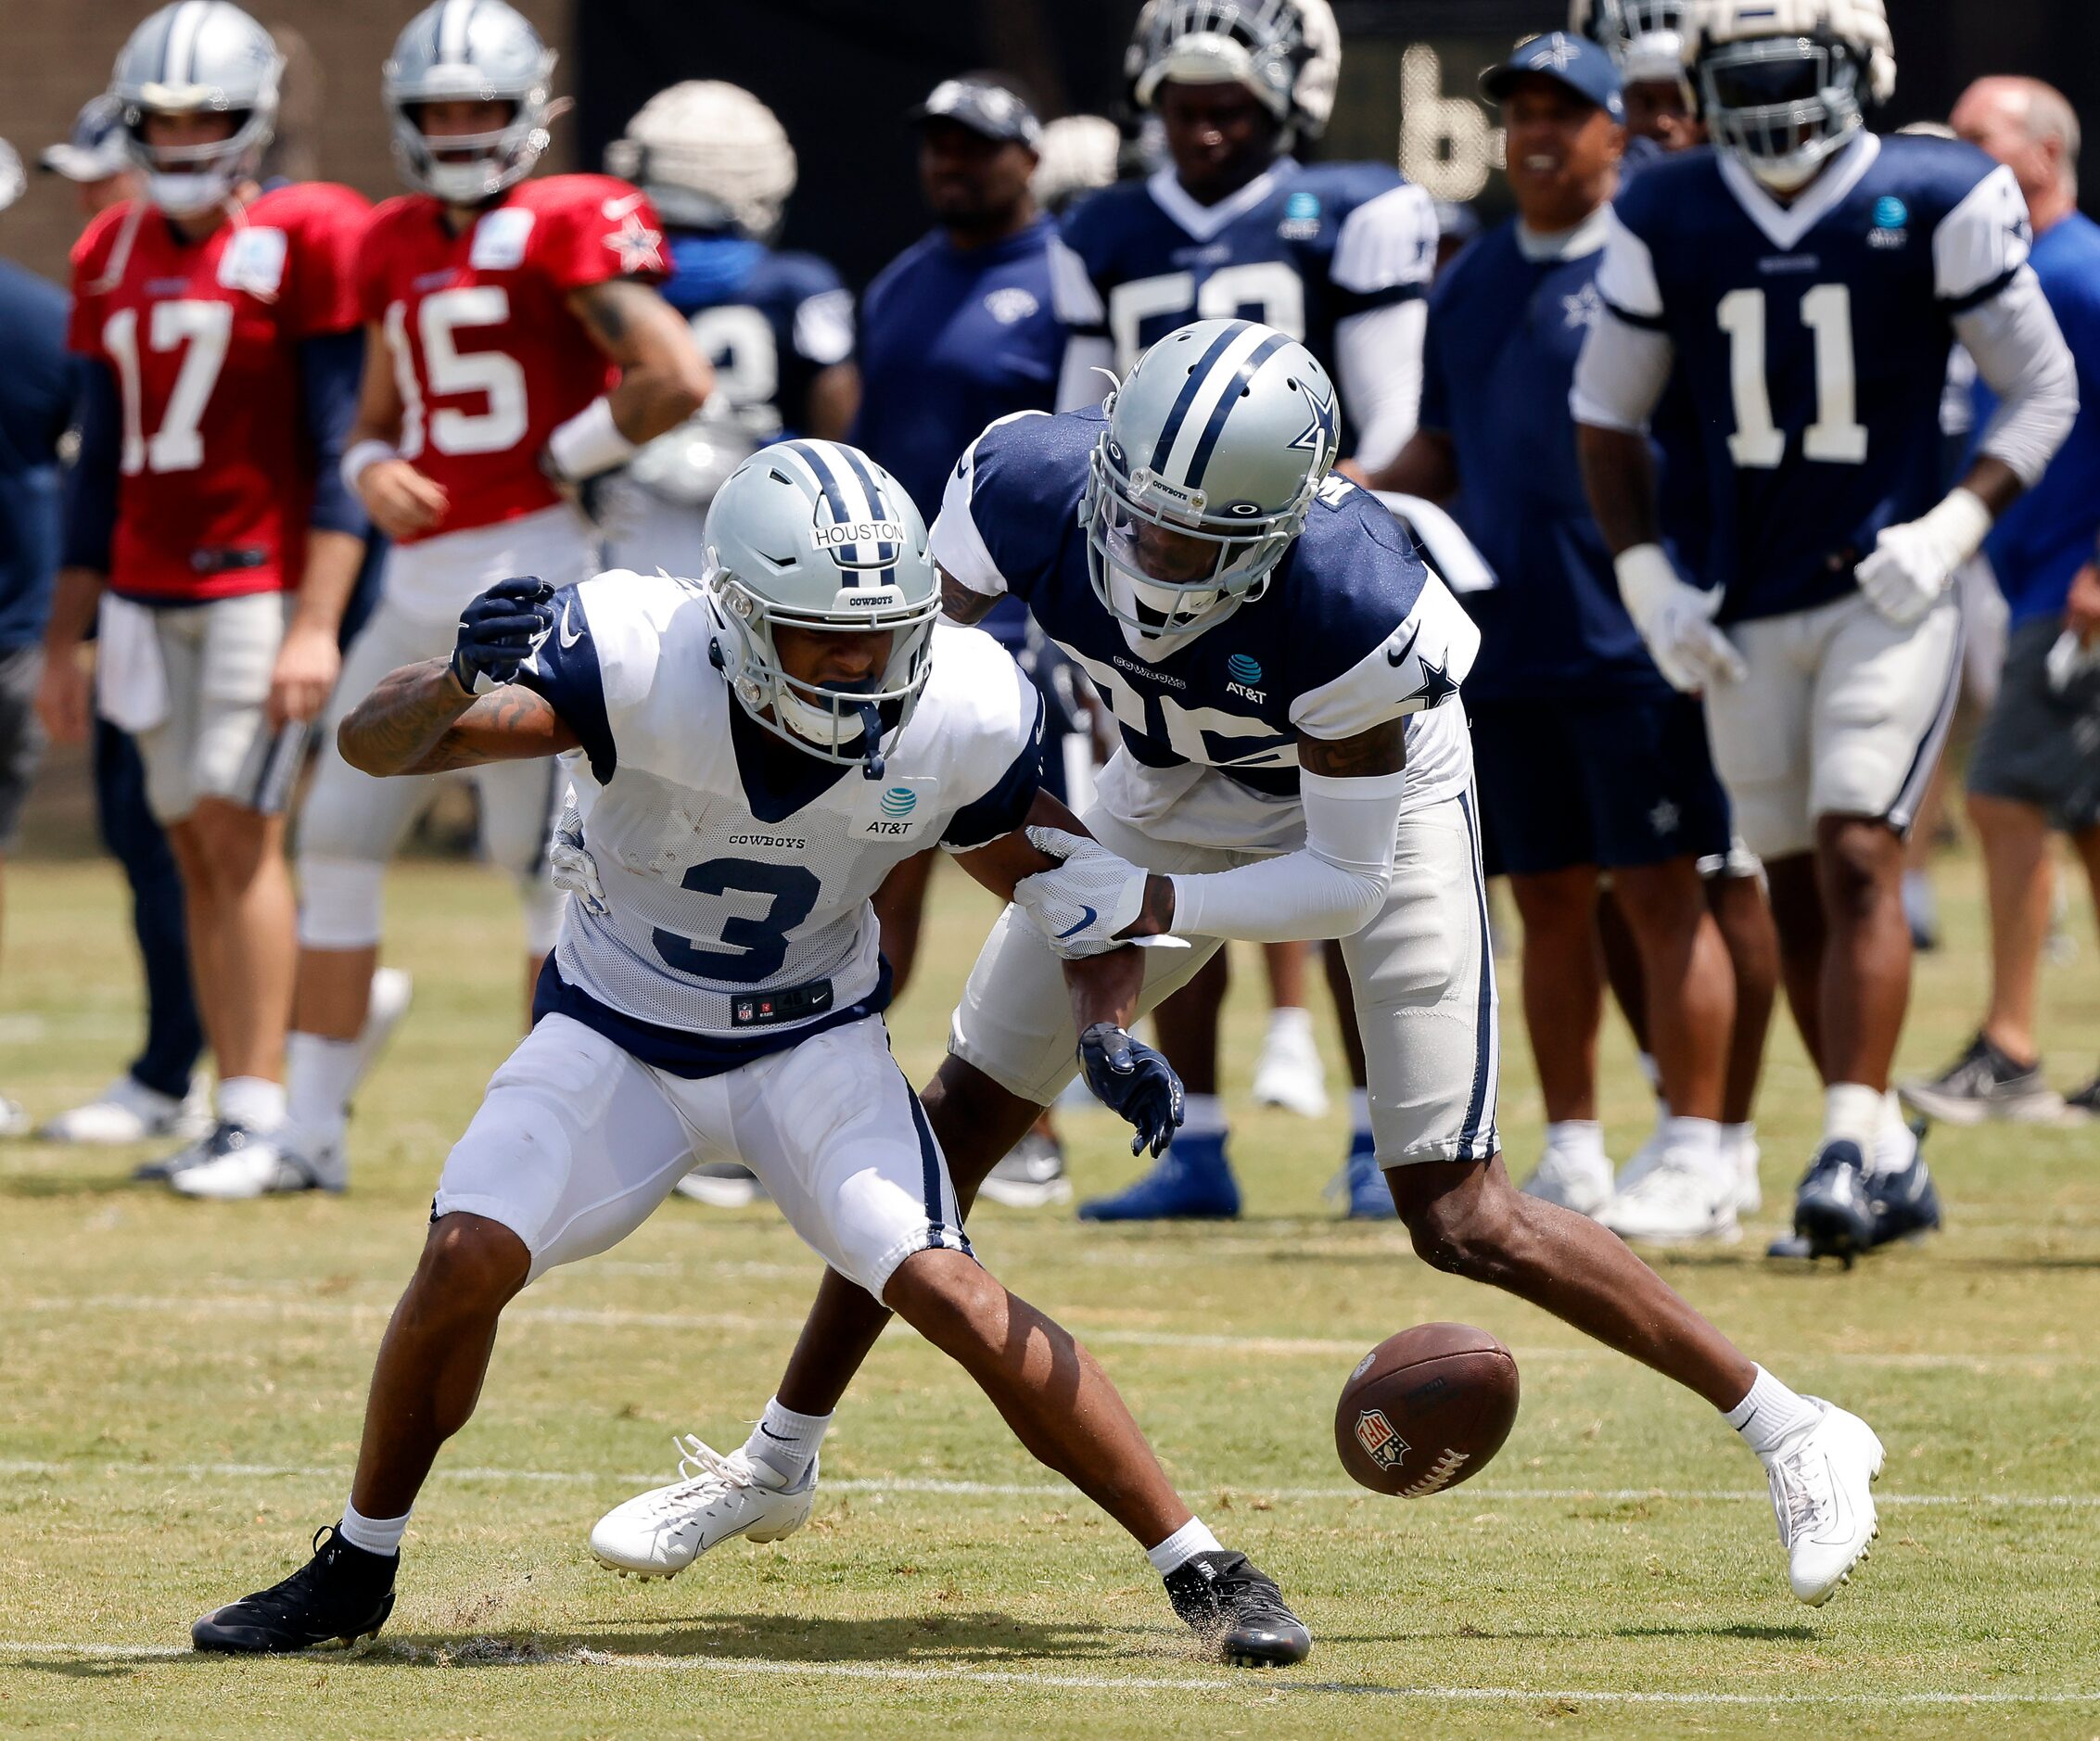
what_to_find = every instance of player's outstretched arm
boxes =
[339,660,579,778]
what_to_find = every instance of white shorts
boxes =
[433,1012,970,1297]
[377,502,598,624]
[298,594,567,892]
[1703,590,1963,861]
[951,794,1500,1168]
[133,591,292,824]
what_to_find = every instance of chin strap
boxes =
[859,703,885,781]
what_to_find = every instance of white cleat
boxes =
[1599,1156,1741,1245]
[1250,1014,1329,1118]
[40,1074,210,1146]
[1762,1401,1884,1605]
[1521,1143,1615,1218]
[674,1163,768,1207]
[350,969,414,1097]
[1728,1128,1763,1216]
[1612,1120,1668,1198]
[170,1125,343,1200]
[591,1434,815,1578]
[0,1095,31,1137]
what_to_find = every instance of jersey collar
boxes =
[1150,158,1297,243]
[1716,129,1880,253]
[1515,203,1614,263]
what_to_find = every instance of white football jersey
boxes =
[519,570,1043,1068]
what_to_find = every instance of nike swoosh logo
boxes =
[559,602,582,649]
[1385,623,1423,668]
[1055,906,1099,940]
[602,192,646,221]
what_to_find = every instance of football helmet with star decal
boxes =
[383,0,558,205]
[1084,317,1338,640]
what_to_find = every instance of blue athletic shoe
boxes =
[1865,1140,1942,1249]
[1787,1139,1876,1264]
[1077,1132,1241,1222]
[1343,1134,1395,1220]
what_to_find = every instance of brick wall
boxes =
[0,0,575,287]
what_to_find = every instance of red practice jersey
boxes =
[358,174,668,543]
[70,182,370,604]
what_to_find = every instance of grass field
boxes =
[2,851,2097,1738]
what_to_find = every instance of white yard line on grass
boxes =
[10,1294,2090,1370]
[1,1456,2095,1510]
[0,1640,2094,1706]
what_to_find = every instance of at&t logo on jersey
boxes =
[879,786,918,818]
[1868,195,1909,251]
[1279,188,1323,242]
[1226,652,1266,703]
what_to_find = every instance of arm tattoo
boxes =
[575,277,642,351]
[1297,718,1407,780]
[338,658,474,776]
[938,567,998,625]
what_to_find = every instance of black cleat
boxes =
[1865,1143,1942,1248]
[1788,1139,1875,1264]
[192,1526,398,1654]
[1163,1550,1311,1668]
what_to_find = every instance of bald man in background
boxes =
[1903,78,2100,1127]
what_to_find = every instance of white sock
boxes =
[743,1396,830,1486]
[1722,1122,1755,1158]
[1347,1088,1372,1140]
[1865,1091,1916,1178]
[1178,1093,1228,1138]
[1635,1051,1661,1093]
[1661,1114,1725,1185]
[1724,1366,1823,1455]
[286,1032,359,1148]
[216,1074,287,1134]
[1145,1516,1223,1577]
[337,1498,411,1557]
[1821,1082,1883,1152]
[1264,1004,1313,1045]
[1544,1119,1605,1167]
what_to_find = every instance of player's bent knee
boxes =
[882,1246,999,1341]
[1397,1166,1523,1282]
[1814,818,1901,915]
[413,1213,531,1315]
[299,855,387,949]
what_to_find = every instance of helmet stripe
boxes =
[1147,322,1248,476]
[783,438,892,578]
[1183,330,1292,489]
[833,444,901,567]
[166,1,209,88]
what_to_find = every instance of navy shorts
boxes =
[1470,692,1733,878]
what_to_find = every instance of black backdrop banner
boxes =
[576,0,2100,294]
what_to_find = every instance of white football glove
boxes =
[549,813,608,917]
[1615,543,1747,694]
[1012,826,1150,959]
[1854,489,1992,628]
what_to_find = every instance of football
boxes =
[1334,1323,1521,1497]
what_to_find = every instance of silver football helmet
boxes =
[1126,0,1341,145]
[1084,318,1339,641]
[383,0,556,205]
[1688,0,1896,193]
[605,82,796,240]
[705,440,940,776]
[1573,0,1693,85]
[110,1,282,216]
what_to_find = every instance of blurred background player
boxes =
[1574,0,2077,1263]
[597,80,858,575]
[1050,0,1440,1219]
[251,0,711,1201]
[840,74,1080,1210]
[1903,77,2100,1126]
[1565,0,1783,1226]
[0,141,87,1132]
[1370,34,1750,1246]
[38,2,371,1186]
[1032,114,1121,220]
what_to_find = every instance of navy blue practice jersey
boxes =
[1050,159,1436,449]
[1598,132,2033,622]
[927,407,1480,826]
[659,232,853,440]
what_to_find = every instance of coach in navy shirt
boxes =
[1370,36,1746,1243]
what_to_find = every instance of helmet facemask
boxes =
[710,571,939,779]
[1699,34,1866,192]
[125,99,275,214]
[391,92,551,203]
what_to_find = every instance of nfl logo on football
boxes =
[1355,1408,1409,1472]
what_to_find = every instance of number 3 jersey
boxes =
[1597,132,2034,623]
[68,183,371,604]
[516,570,1043,1068]
[931,408,1479,855]
[357,174,668,545]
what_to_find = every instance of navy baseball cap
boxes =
[1480,32,1625,121]
[911,76,1044,148]
[40,95,132,183]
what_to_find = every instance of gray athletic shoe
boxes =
[1900,1033,2064,1126]
[978,1127,1073,1208]
[674,1163,768,1207]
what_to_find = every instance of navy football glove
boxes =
[451,576,555,696]
[1078,1022,1186,1158]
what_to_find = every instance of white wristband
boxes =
[544,396,639,482]
[1920,487,1994,567]
[341,438,400,496]
[1612,542,1678,623]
